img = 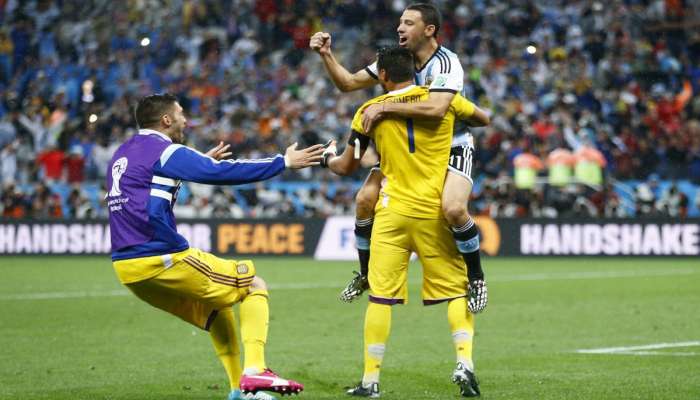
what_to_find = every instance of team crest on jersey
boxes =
[236,263,249,274]
[425,75,434,85]
[109,157,128,197]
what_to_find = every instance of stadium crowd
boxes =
[1,0,699,219]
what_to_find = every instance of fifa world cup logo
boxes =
[109,157,128,197]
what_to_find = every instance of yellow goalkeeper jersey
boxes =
[351,85,476,218]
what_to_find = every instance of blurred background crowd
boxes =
[1,0,699,220]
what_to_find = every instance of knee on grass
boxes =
[250,276,268,292]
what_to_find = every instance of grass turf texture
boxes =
[0,256,698,400]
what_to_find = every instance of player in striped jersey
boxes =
[310,3,488,315]
[107,94,324,400]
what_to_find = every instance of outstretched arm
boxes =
[451,95,491,127]
[465,105,490,127]
[310,32,376,92]
[155,143,324,185]
[323,131,370,176]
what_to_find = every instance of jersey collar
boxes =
[138,128,172,142]
[387,85,416,96]
[415,45,442,73]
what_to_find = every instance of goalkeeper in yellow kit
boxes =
[322,47,490,398]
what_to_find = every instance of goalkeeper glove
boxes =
[468,279,488,314]
[320,139,337,168]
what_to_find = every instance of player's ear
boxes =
[424,24,435,38]
[162,113,172,127]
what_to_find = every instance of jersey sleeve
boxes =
[364,61,378,80]
[350,107,366,136]
[428,52,464,94]
[348,105,371,149]
[154,144,285,185]
[450,94,476,120]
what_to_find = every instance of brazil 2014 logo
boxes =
[109,157,128,197]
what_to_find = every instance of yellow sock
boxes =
[209,308,242,389]
[363,302,392,384]
[240,290,269,373]
[447,297,475,370]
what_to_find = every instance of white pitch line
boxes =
[0,289,130,300]
[612,351,699,356]
[576,341,700,354]
[490,268,697,282]
[0,268,697,301]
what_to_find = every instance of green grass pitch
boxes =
[1,256,699,400]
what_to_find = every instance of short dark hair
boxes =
[406,2,442,37]
[134,93,178,129]
[377,47,414,83]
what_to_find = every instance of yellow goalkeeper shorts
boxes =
[368,207,468,305]
[113,248,255,330]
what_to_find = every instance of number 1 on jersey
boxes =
[406,118,415,153]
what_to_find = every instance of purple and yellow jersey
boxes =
[107,129,285,261]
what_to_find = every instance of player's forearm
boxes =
[327,155,355,176]
[383,99,450,119]
[182,157,285,185]
[326,145,365,176]
[211,156,286,184]
[320,52,376,92]
[157,147,286,185]
[464,107,490,127]
[319,52,356,92]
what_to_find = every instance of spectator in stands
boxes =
[37,146,64,182]
[0,0,697,218]
[29,182,51,218]
[574,144,606,189]
[513,152,544,190]
[657,184,689,218]
[635,182,658,217]
[65,145,85,184]
[0,29,12,85]
[0,140,17,183]
[546,148,575,188]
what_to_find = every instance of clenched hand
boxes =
[309,32,332,55]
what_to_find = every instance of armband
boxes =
[348,130,370,150]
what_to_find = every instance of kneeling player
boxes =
[107,94,324,399]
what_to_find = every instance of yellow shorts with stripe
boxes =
[112,248,255,330]
[368,206,468,305]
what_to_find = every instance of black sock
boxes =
[452,219,484,281]
[355,217,373,276]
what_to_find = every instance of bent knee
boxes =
[442,201,469,225]
[250,276,268,291]
[356,188,379,216]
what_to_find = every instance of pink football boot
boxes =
[240,369,304,396]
